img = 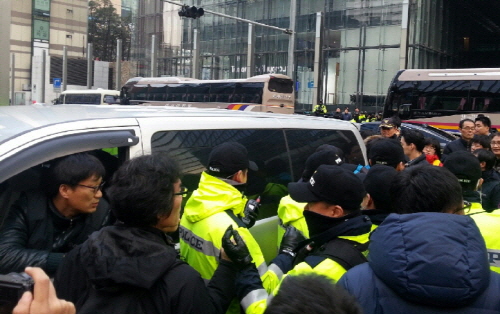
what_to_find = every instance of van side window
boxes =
[285,129,364,182]
[151,129,289,219]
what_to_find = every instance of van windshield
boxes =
[64,94,101,105]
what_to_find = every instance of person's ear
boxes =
[368,159,373,166]
[329,205,346,218]
[361,193,372,210]
[59,184,71,199]
[233,170,245,183]
[477,178,484,190]
[396,162,405,171]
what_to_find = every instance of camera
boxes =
[0,272,34,314]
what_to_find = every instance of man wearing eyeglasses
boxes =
[0,153,111,276]
[443,119,475,158]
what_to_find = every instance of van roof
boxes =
[61,89,120,94]
[0,105,355,145]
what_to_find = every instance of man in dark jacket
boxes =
[338,166,500,313]
[400,129,428,168]
[443,118,475,157]
[360,164,397,226]
[0,153,110,276]
[54,153,250,314]
[473,149,500,211]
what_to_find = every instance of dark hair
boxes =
[459,118,475,129]
[471,134,491,150]
[401,129,425,152]
[473,149,496,170]
[364,135,384,156]
[475,115,492,128]
[107,153,181,227]
[423,137,442,159]
[264,274,363,314]
[46,153,105,198]
[390,166,462,214]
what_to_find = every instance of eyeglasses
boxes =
[454,201,472,214]
[77,181,106,194]
[461,127,475,131]
[174,186,189,197]
[491,141,500,146]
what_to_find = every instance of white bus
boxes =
[383,68,500,133]
[120,74,295,114]
[55,89,121,105]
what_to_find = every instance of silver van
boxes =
[0,105,366,262]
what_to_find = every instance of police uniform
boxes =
[180,143,283,314]
[238,165,371,314]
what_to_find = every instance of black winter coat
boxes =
[0,191,110,275]
[54,225,237,314]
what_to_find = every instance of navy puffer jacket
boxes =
[339,212,500,313]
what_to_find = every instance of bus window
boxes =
[210,83,235,103]
[65,94,101,105]
[268,77,293,93]
[188,83,210,102]
[238,83,264,104]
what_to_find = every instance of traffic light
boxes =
[178,5,204,19]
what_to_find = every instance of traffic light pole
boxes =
[163,0,293,34]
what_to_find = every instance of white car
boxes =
[0,105,366,262]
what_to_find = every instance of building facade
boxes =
[0,0,89,105]
[128,0,470,111]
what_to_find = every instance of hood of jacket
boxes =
[369,212,490,308]
[183,172,247,222]
[80,225,178,290]
[278,195,306,225]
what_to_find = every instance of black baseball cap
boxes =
[207,142,258,176]
[368,139,406,168]
[443,151,481,185]
[301,150,343,181]
[289,165,365,211]
[363,164,398,209]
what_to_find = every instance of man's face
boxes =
[336,108,341,113]
[460,121,475,140]
[355,109,359,114]
[380,126,398,138]
[471,142,484,152]
[491,136,500,158]
[474,121,489,136]
[344,109,349,113]
[66,175,103,216]
[400,136,413,157]
[154,180,183,233]
[304,201,332,217]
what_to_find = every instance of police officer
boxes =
[444,151,500,274]
[313,101,327,116]
[235,165,372,314]
[180,142,301,314]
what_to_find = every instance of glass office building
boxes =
[128,0,491,111]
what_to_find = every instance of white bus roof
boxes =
[126,74,291,85]
[398,68,500,81]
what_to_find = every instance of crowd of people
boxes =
[312,104,382,123]
[1,114,500,314]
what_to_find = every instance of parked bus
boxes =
[119,74,295,114]
[383,68,500,133]
[55,89,121,105]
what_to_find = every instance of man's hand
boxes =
[222,225,253,268]
[12,267,75,314]
[279,225,306,257]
